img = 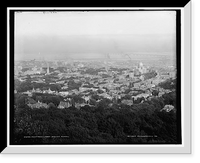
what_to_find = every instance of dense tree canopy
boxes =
[143,71,157,80]
[159,79,176,90]
[13,90,180,145]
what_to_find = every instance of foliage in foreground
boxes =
[13,91,180,145]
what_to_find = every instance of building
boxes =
[170,71,176,78]
[83,95,90,104]
[77,63,84,68]
[139,75,145,81]
[61,85,68,89]
[27,101,49,109]
[134,83,140,89]
[139,62,143,68]
[74,103,87,109]
[137,62,147,74]
[59,91,69,97]
[134,69,141,76]
[31,79,45,83]
[47,88,54,94]
[35,88,42,93]
[56,80,65,84]
[46,62,50,75]
[133,93,150,100]
[23,70,35,76]
[121,99,133,106]
[22,91,32,97]
[57,101,71,109]
[160,105,174,112]
[79,87,90,92]
[129,72,135,79]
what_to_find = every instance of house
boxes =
[129,72,135,79]
[27,101,49,109]
[79,87,90,92]
[134,83,140,89]
[56,80,65,84]
[59,91,69,97]
[160,105,174,112]
[139,75,145,81]
[170,72,176,78]
[22,90,32,97]
[139,93,150,98]
[71,89,79,94]
[99,93,112,100]
[32,80,45,83]
[31,88,36,93]
[121,99,133,106]
[57,101,71,109]
[35,88,42,93]
[75,103,82,109]
[61,85,68,90]
[83,95,90,104]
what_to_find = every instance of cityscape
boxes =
[15,56,176,110]
[13,11,180,145]
[14,55,178,144]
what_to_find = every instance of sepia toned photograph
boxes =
[12,9,181,145]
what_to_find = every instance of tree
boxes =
[133,97,145,104]
[44,96,61,106]
[73,95,85,103]
[50,84,61,91]
[80,105,92,112]
[97,89,104,94]
[35,96,42,102]
[15,94,27,107]
[14,79,21,90]
[122,94,132,100]
[97,98,111,109]
[48,102,56,109]
[89,98,97,106]
[162,92,176,106]
[97,117,125,141]
[152,90,159,96]
[159,79,176,90]
[67,125,91,143]
[91,94,100,101]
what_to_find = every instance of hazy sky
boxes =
[15,11,176,60]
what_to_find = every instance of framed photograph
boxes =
[2,1,191,153]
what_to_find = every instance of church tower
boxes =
[46,62,50,74]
